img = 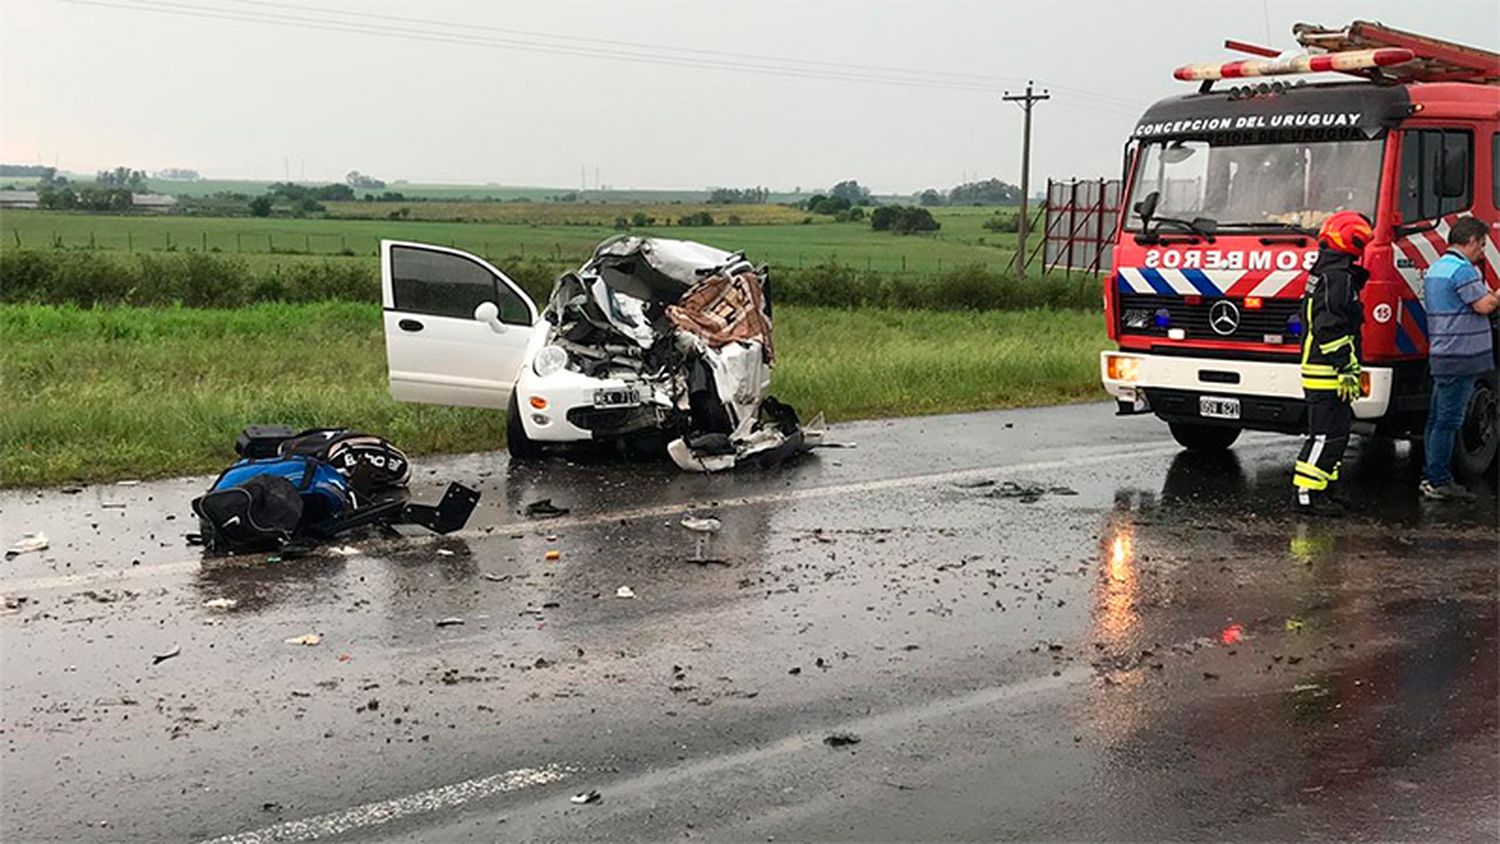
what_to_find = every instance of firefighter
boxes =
[1292,211,1373,516]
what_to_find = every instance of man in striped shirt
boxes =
[1419,216,1499,501]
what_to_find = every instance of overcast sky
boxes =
[2,0,1496,193]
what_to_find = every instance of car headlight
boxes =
[533,345,569,377]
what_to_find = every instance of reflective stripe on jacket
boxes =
[1300,250,1367,392]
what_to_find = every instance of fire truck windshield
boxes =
[1125,138,1383,232]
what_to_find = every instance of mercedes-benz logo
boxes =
[1209,300,1241,336]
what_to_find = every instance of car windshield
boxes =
[1126,138,1383,231]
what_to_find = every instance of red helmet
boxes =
[1318,211,1373,255]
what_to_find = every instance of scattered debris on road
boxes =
[152,644,181,665]
[435,617,465,627]
[1285,617,1306,632]
[5,532,49,559]
[545,550,562,561]
[202,598,238,610]
[680,515,722,533]
[524,499,571,519]
[570,790,602,805]
[616,586,637,599]
[981,481,1079,503]
[481,571,512,582]
[284,634,321,646]
[824,731,862,747]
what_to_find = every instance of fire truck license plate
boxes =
[1199,396,1241,420]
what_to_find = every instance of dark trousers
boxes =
[1293,390,1351,498]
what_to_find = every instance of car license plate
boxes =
[1199,396,1241,420]
[593,387,640,408]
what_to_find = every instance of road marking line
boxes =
[200,666,1092,843]
[196,764,572,844]
[2,436,1279,595]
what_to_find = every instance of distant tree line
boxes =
[914,177,1022,207]
[154,168,202,181]
[707,186,770,204]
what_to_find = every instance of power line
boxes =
[59,0,1148,112]
[216,0,1147,107]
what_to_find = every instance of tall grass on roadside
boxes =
[1,248,1103,312]
[0,303,1105,487]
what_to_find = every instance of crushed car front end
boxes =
[514,236,819,469]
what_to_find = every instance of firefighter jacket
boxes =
[1300,250,1368,392]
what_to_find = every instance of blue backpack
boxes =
[192,456,354,550]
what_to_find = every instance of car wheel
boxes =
[506,392,545,461]
[1453,374,1498,479]
[1168,421,1241,452]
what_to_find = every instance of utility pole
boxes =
[1002,81,1049,278]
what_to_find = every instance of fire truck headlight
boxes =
[1106,355,1141,383]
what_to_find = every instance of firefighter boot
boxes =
[1294,488,1344,518]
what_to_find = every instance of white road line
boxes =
[200,665,1092,843]
[2,437,1280,595]
[196,764,573,844]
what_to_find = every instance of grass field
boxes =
[0,206,1020,275]
[0,302,1105,487]
[321,200,814,225]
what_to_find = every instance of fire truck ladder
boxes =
[1173,19,1500,85]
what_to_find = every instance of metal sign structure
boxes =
[1040,178,1122,275]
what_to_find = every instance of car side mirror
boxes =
[1133,191,1159,222]
[474,301,506,334]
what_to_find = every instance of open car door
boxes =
[381,240,538,408]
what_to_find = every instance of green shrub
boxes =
[0,249,1100,313]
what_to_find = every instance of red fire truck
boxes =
[1100,21,1500,476]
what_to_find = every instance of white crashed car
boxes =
[380,236,820,471]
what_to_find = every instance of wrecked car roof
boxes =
[583,236,744,302]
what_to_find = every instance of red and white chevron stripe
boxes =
[1117,267,1308,297]
[1392,214,1500,297]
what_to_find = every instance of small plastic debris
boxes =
[545,550,562,561]
[1220,623,1244,645]
[116,479,142,487]
[615,586,636,599]
[203,598,238,610]
[60,486,84,495]
[570,790,601,805]
[5,532,49,559]
[284,634,322,646]
[328,545,361,557]
[680,516,722,533]
[1284,617,1305,632]
[824,731,861,747]
[481,572,512,582]
[152,644,181,665]
[524,499,570,519]
[435,617,465,627]
[436,549,456,557]
[338,653,352,662]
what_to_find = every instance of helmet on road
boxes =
[1318,211,1373,255]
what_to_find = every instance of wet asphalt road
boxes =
[2,403,1497,843]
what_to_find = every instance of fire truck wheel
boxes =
[1167,422,1241,453]
[1453,375,1498,479]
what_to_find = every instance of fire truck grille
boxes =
[1117,294,1303,344]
